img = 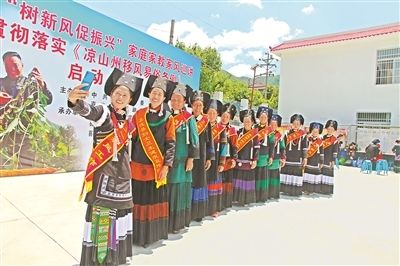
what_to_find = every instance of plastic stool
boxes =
[335,158,340,169]
[356,158,363,168]
[360,160,372,174]
[376,159,389,175]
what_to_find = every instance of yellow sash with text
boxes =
[173,111,192,129]
[212,123,225,140]
[286,130,306,146]
[322,135,337,149]
[237,128,258,152]
[307,138,323,158]
[196,115,209,135]
[136,107,166,189]
[274,130,282,145]
[257,126,272,141]
[79,122,131,201]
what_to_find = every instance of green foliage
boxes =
[0,80,79,170]
[176,41,222,93]
[175,41,278,109]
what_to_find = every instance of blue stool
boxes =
[376,159,389,175]
[335,158,340,169]
[360,160,372,174]
[356,158,363,168]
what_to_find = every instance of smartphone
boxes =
[81,71,95,91]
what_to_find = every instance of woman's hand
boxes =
[157,165,169,181]
[68,84,90,105]
[204,160,211,170]
[185,158,194,171]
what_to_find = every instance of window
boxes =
[356,112,391,127]
[376,48,400,85]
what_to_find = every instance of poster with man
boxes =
[0,0,200,175]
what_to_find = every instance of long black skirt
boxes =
[221,169,234,209]
[233,169,256,206]
[321,165,334,195]
[132,180,168,247]
[303,165,322,194]
[280,164,303,197]
[268,168,281,199]
[168,182,192,232]
[255,166,269,202]
[191,186,208,221]
[208,176,223,215]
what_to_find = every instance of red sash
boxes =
[212,123,225,140]
[136,107,166,188]
[286,130,305,146]
[196,115,209,135]
[257,126,272,141]
[307,138,323,158]
[237,128,258,152]
[227,126,237,138]
[274,130,282,145]
[323,135,337,149]
[80,120,132,201]
[173,110,192,129]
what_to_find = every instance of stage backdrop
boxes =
[0,0,201,175]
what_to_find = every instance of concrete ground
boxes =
[0,166,399,265]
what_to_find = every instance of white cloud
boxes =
[283,28,304,41]
[211,13,220,19]
[220,48,242,64]
[146,20,215,47]
[237,0,263,9]
[146,18,300,75]
[227,64,255,78]
[302,4,315,15]
[246,50,263,61]
[147,17,293,51]
[213,17,291,50]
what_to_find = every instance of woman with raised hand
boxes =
[68,68,142,265]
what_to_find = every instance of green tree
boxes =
[175,41,276,109]
[265,84,279,109]
[175,41,222,93]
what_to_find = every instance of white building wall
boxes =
[277,33,400,127]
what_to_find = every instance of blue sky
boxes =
[78,0,399,77]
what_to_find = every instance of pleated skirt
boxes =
[221,169,234,209]
[280,165,303,197]
[132,180,168,247]
[268,168,281,199]
[303,165,322,194]
[321,165,334,195]
[208,176,223,215]
[191,186,208,221]
[255,166,269,202]
[233,169,256,206]
[168,182,192,232]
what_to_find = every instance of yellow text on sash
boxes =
[136,108,165,188]
[237,128,258,152]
